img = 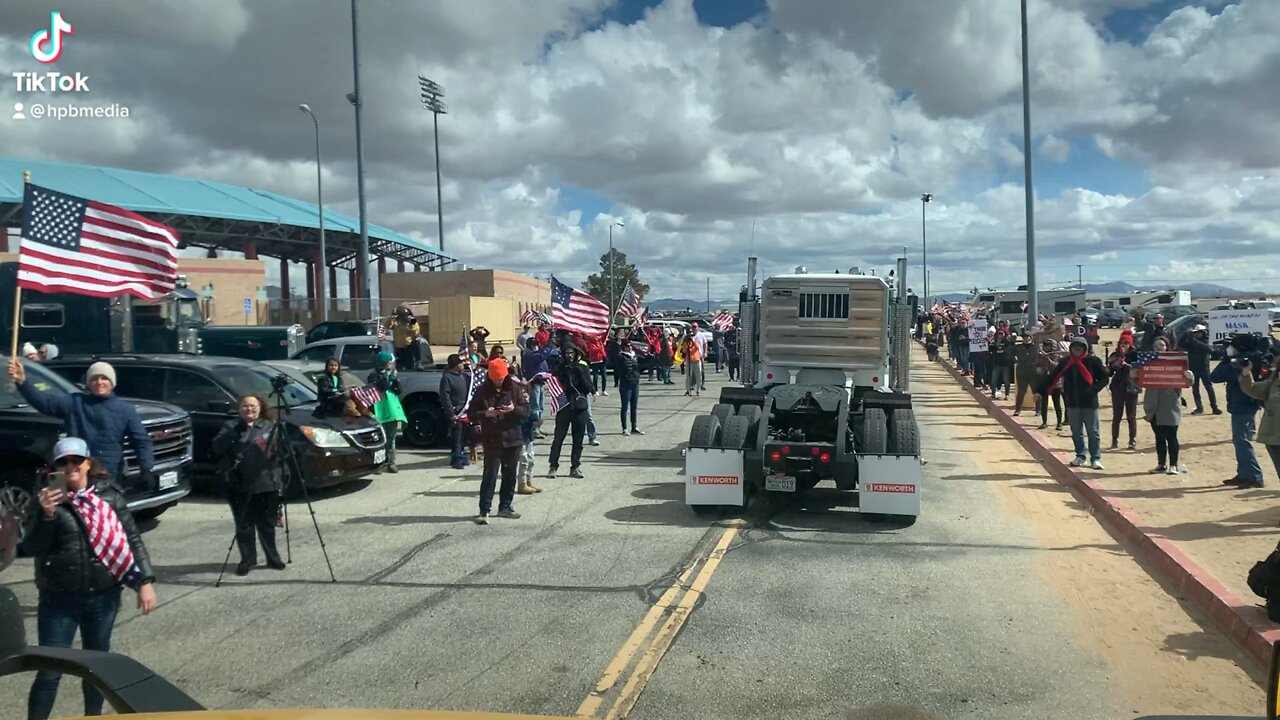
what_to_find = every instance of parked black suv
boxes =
[42,355,387,492]
[0,356,194,540]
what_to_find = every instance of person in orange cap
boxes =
[466,358,529,524]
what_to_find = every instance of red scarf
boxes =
[1051,353,1094,390]
[70,486,142,589]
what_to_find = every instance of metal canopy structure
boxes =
[0,156,455,272]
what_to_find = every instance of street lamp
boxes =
[1020,0,1039,324]
[349,0,371,303]
[298,104,328,321]
[608,221,624,316]
[920,193,932,306]
[418,75,447,254]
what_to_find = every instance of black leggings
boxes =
[1151,422,1180,467]
[1039,390,1063,427]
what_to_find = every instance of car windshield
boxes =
[217,365,317,407]
[0,357,75,410]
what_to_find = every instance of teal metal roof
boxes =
[0,156,455,269]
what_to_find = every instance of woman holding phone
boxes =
[24,437,157,720]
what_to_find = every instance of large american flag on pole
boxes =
[18,183,179,300]
[551,277,611,336]
[617,285,642,318]
[712,310,735,332]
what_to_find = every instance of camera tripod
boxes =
[215,381,337,586]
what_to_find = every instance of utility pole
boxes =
[349,0,371,302]
[706,277,710,313]
[608,221,623,316]
[1020,0,1039,325]
[1077,264,1083,288]
[920,193,932,306]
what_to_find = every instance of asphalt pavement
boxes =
[0,360,1265,719]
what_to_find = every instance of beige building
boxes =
[379,269,552,348]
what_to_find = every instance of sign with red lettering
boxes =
[866,483,916,494]
[1137,352,1190,389]
[693,475,739,486]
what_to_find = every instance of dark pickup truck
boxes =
[0,357,195,541]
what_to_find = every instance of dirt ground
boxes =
[969,327,1280,607]
[913,347,1264,715]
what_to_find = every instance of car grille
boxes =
[123,416,194,473]
[346,425,385,449]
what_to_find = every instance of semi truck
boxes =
[684,257,922,524]
[0,262,304,359]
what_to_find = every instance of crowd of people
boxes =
[920,304,1280,488]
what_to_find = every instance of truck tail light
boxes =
[781,445,791,455]
[769,451,782,462]
[819,452,831,463]
[872,376,879,383]
[811,446,821,456]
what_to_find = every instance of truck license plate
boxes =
[158,471,179,490]
[765,475,796,492]
[374,450,386,464]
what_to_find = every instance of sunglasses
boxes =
[55,455,86,467]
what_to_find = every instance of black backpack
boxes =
[1247,550,1280,622]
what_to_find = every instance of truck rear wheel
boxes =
[862,407,887,454]
[888,408,920,455]
[720,415,752,450]
[736,404,761,428]
[689,415,722,448]
[710,403,734,427]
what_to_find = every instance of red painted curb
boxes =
[928,350,1280,668]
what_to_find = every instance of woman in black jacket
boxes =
[547,344,594,479]
[25,436,157,720]
[212,394,285,576]
[315,357,345,417]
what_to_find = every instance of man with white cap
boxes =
[7,359,155,485]
[1182,323,1220,415]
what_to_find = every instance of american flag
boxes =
[521,309,551,326]
[456,368,487,422]
[1130,350,1161,369]
[458,326,469,356]
[617,285,642,318]
[18,183,179,300]
[635,307,648,326]
[533,371,568,415]
[712,311,735,332]
[350,383,383,408]
[377,318,386,341]
[70,487,142,589]
[551,277,610,336]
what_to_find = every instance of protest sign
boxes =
[1136,351,1190,389]
[969,320,989,352]
[1207,309,1269,343]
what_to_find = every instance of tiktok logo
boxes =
[30,12,74,64]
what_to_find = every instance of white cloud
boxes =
[1040,134,1072,162]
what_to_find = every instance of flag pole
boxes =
[10,170,29,359]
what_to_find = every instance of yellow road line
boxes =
[576,522,741,719]
[600,524,741,720]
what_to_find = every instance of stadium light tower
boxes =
[418,75,448,254]
[920,193,932,305]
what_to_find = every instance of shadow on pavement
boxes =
[604,500,718,528]
[939,472,1040,483]
[342,514,474,526]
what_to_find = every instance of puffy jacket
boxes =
[17,382,154,480]
[467,377,529,448]
[521,348,549,380]
[1143,387,1183,427]
[1210,359,1260,416]
[211,418,284,495]
[585,338,607,364]
[617,352,641,385]
[1049,354,1109,409]
[438,370,471,418]
[22,480,155,593]
[1240,369,1280,446]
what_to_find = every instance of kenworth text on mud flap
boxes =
[684,256,923,524]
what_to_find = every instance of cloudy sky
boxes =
[1,0,1277,301]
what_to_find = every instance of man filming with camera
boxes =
[212,394,285,575]
[1236,344,1280,488]
[1211,335,1266,488]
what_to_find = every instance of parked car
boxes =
[292,338,448,447]
[41,355,386,492]
[0,356,194,541]
[197,324,306,361]
[1081,307,1100,325]
[305,319,380,345]
[1098,308,1126,328]
[1158,305,1199,321]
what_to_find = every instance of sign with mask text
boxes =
[969,320,989,352]
[1207,310,1269,343]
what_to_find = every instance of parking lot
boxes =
[0,360,1266,719]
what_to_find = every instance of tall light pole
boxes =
[418,75,447,254]
[608,221,624,316]
[1021,0,1039,325]
[349,0,371,303]
[299,104,328,321]
[920,193,932,306]
[1076,264,1083,288]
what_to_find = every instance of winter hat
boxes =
[487,358,509,381]
[1068,336,1089,350]
[1118,329,1134,345]
[1193,324,1208,333]
[376,351,395,365]
[20,342,38,358]
[85,361,116,388]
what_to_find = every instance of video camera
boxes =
[269,373,291,396]
[1215,333,1279,380]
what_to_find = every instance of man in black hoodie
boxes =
[1183,324,1221,415]
[1012,336,1040,415]
[1050,337,1109,469]
[439,354,473,470]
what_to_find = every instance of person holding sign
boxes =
[1238,355,1280,489]
[1048,337,1109,469]
[1142,337,1193,475]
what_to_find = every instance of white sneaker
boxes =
[1069,457,1086,467]
[1166,465,1178,476]
[1090,460,1104,470]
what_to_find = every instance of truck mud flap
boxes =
[857,455,921,518]
[685,447,745,508]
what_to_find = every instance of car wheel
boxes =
[404,402,448,448]
[0,470,38,545]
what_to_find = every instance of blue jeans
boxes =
[529,384,545,419]
[450,420,469,468]
[1069,406,1101,462]
[28,588,122,720]
[957,346,971,373]
[1231,413,1263,483]
[990,365,1011,396]
[586,396,597,442]
[619,382,639,430]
